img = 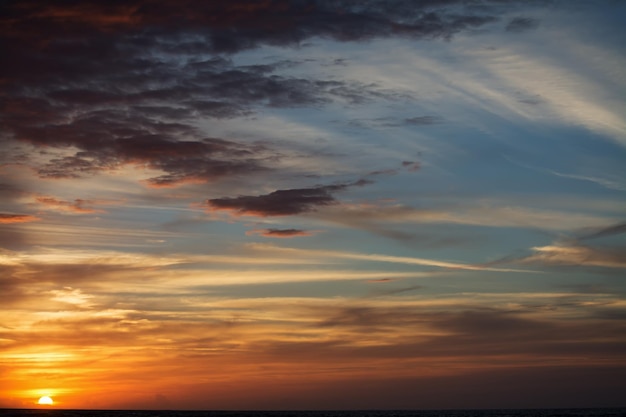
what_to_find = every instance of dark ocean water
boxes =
[1,409,625,417]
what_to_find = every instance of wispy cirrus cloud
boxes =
[522,244,626,269]
[248,243,534,273]
[311,201,618,235]
[478,221,626,271]
[515,221,626,269]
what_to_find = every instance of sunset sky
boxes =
[1,0,625,410]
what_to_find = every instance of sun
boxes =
[37,396,54,405]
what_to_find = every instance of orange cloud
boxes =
[35,196,106,214]
[0,213,40,223]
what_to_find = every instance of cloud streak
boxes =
[0,214,40,224]
[250,244,536,273]
[35,196,109,214]
[206,180,371,216]
[522,244,626,269]
[246,228,315,238]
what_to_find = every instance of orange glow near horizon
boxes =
[3,292,626,410]
[2,246,626,409]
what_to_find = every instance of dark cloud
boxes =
[0,183,25,199]
[506,17,539,33]
[206,180,371,216]
[0,227,29,250]
[246,228,314,238]
[401,160,421,172]
[360,160,420,177]
[0,0,530,189]
[434,309,553,338]
[1,1,501,54]
[313,304,626,361]
[29,128,270,186]
[1,51,399,185]
[0,0,506,94]
[318,306,389,328]
[517,94,544,105]
[404,116,442,126]
[347,116,440,128]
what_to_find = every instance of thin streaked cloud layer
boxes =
[1,0,625,411]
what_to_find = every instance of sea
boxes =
[1,409,625,417]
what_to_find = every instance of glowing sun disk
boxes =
[38,396,54,405]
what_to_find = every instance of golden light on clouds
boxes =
[1,0,625,411]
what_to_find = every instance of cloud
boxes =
[0,214,40,224]
[401,161,421,172]
[311,201,617,240]
[246,228,315,238]
[477,219,626,272]
[551,171,626,192]
[506,17,539,33]
[404,116,442,126]
[310,302,626,362]
[506,221,626,270]
[2,1,503,55]
[4,219,189,250]
[577,222,626,241]
[2,1,625,410]
[15,111,274,186]
[522,244,626,269]
[1,55,402,187]
[366,283,424,297]
[0,182,28,200]
[0,246,431,291]
[347,116,440,128]
[35,196,107,214]
[250,243,533,273]
[206,180,371,217]
[505,157,626,192]
[0,0,550,194]
[50,287,94,307]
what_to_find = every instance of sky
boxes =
[1,0,625,411]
